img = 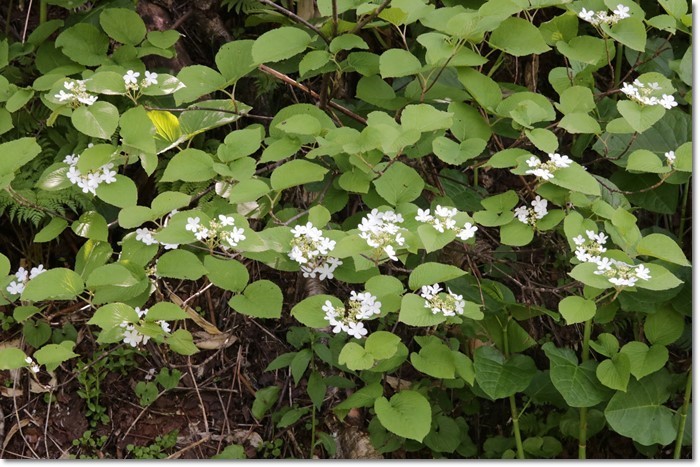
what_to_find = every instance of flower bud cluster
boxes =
[572,230,608,264]
[6,265,46,296]
[415,205,478,241]
[120,307,171,347]
[420,284,466,317]
[578,4,630,25]
[514,196,548,226]
[358,209,406,261]
[525,153,572,181]
[621,80,677,109]
[289,222,342,280]
[64,153,118,195]
[593,259,651,288]
[123,70,159,92]
[53,80,98,107]
[186,215,246,250]
[664,151,676,167]
[323,290,382,339]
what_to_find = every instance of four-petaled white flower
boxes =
[123,70,140,85]
[29,265,46,279]
[219,214,235,226]
[6,281,25,295]
[143,71,158,87]
[415,208,433,222]
[613,4,630,18]
[186,217,201,232]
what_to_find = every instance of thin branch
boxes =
[350,0,392,34]
[257,0,330,44]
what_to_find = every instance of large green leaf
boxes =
[55,23,109,66]
[161,148,216,182]
[542,342,610,407]
[636,233,690,267]
[22,268,85,302]
[0,137,41,179]
[252,27,312,64]
[156,250,208,280]
[270,160,328,191]
[373,162,424,205]
[71,102,119,140]
[620,342,669,380]
[408,262,465,290]
[99,8,147,45]
[374,390,432,441]
[489,17,551,56]
[291,294,343,328]
[473,346,537,400]
[228,280,283,319]
[379,49,422,78]
[604,372,677,446]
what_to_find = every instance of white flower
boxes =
[123,70,140,85]
[594,257,613,272]
[6,281,24,295]
[77,94,98,106]
[346,321,368,339]
[100,165,117,184]
[665,151,676,165]
[143,71,158,87]
[229,227,246,245]
[15,267,29,281]
[457,223,477,241]
[415,208,433,222]
[659,94,677,109]
[136,228,158,245]
[613,4,630,18]
[579,7,595,22]
[123,328,142,347]
[621,82,638,97]
[420,284,442,300]
[135,307,148,318]
[29,265,45,279]
[158,320,171,333]
[54,90,72,101]
[549,153,572,168]
[526,167,554,180]
[384,245,398,261]
[289,246,307,264]
[218,214,235,226]
[63,154,79,165]
[573,235,586,246]
[586,230,608,245]
[322,300,335,314]
[526,156,541,167]
[194,228,210,241]
[162,242,179,250]
[648,82,661,91]
[326,257,343,269]
[634,264,651,280]
[316,262,336,281]
[185,217,201,232]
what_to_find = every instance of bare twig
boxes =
[256,0,330,44]
[350,0,392,34]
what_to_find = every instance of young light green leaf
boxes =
[558,296,596,325]
[252,27,312,64]
[374,391,432,441]
[22,268,85,302]
[228,280,283,319]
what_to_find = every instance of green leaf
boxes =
[34,217,68,243]
[121,106,156,156]
[557,86,596,114]
[71,102,119,140]
[290,348,312,385]
[13,305,40,322]
[644,308,684,346]
[374,391,432,442]
[21,267,84,302]
[604,372,676,446]
[558,296,596,325]
[55,23,109,66]
[292,295,343,328]
[145,302,189,321]
[636,233,690,267]
[373,162,424,205]
[559,113,601,134]
[525,128,558,153]
[299,50,332,78]
[23,320,52,348]
[146,30,181,49]
[86,263,138,288]
[165,329,199,355]
[596,354,631,392]
[0,347,29,370]
[432,136,486,165]
[307,370,327,409]
[72,211,108,242]
[228,280,283,319]
[379,49,422,78]
[365,331,401,360]
[499,219,534,247]
[95,174,138,207]
[634,263,683,291]
[457,68,502,110]
[252,385,281,420]
[489,17,551,56]
[658,0,688,18]
[602,18,647,52]
[212,445,246,460]
[333,382,383,416]
[620,342,669,380]
[203,255,249,292]
[411,341,456,379]
[398,293,446,327]
[473,346,537,400]
[275,114,322,136]
[270,160,328,191]
[0,137,40,180]
[338,342,374,370]
[408,262,465,290]
[401,104,453,133]
[330,34,369,53]
[252,27,312,64]
[156,250,208,280]
[542,342,610,407]
[617,100,665,134]
[161,148,216,182]
[33,341,78,372]
[99,8,147,45]
[215,40,256,84]
[173,65,226,105]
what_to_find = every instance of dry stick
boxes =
[187,355,210,433]
[258,64,367,125]
[256,0,330,44]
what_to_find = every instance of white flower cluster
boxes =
[24,356,40,373]
[514,196,548,226]
[54,80,98,106]
[358,209,406,261]
[120,307,171,347]
[664,151,676,167]
[620,80,677,109]
[134,210,179,250]
[573,230,608,263]
[322,291,382,339]
[288,222,342,280]
[420,284,465,317]
[415,205,478,241]
[593,259,651,288]
[525,153,572,181]
[578,4,630,25]
[123,70,158,92]
[186,215,246,250]
[6,265,46,295]
[64,153,117,195]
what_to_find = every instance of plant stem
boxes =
[578,319,593,459]
[39,0,47,24]
[673,369,691,459]
[502,319,525,459]
[613,43,623,87]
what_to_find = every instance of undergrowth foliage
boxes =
[0,0,692,459]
